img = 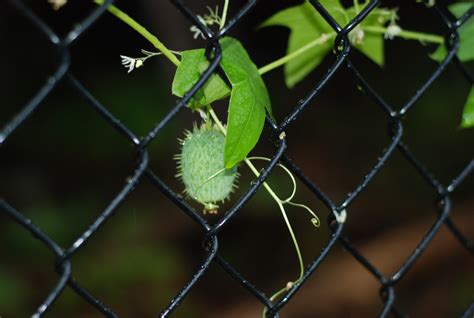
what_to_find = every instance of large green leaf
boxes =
[172,49,230,108]
[220,37,272,168]
[461,86,474,128]
[261,1,390,88]
[431,2,474,62]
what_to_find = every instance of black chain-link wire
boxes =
[1,0,473,317]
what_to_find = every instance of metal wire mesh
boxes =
[1,0,473,317]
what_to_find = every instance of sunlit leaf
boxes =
[172,49,230,108]
[260,1,344,88]
[261,1,391,87]
[220,37,272,168]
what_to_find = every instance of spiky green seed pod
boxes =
[176,124,238,214]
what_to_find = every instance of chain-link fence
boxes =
[1,0,473,317]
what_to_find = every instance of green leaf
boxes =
[172,49,230,108]
[260,1,344,88]
[261,1,391,87]
[431,2,474,62]
[461,85,474,128]
[430,46,447,61]
[220,37,271,168]
[357,33,384,65]
[348,8,393,67]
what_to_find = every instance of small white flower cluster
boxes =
[349,26,365,45]
[190,6,222,40]
[120,56,143,74]
[120,50,161,73]
[385,24,402,40]
[384,9,402,40]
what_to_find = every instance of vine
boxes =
[53,0,474,311]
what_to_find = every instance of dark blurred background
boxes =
[0,0,473,317]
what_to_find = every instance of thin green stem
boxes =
[270,286,289,303]
[208,108,305,274]
[262,285,289,318]
[258,33,336,75]
[93,0,181,67]
[363,25,444,44]
[208,108,305,317]
[220,0,230,29]
[257,24,443,76]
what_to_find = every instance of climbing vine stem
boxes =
[207,108,308,316]
[92,0,449,311]
[363,25,444,44]
[258,25,444,75]
[93,3,309,303]
[93,0,181,67]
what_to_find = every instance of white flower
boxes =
[349,26,365,45]
[190,25,204,40]
[385,24,402,40]
[119,50,166,73]
[120,55,137,73]
[189,6,222,40]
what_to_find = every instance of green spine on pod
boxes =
[176,124,238,213]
